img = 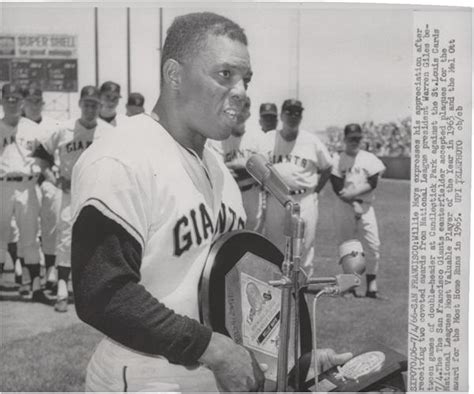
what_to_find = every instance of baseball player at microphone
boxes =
[260,99,333,277]
[70,13,350,392]
[330,124,385,298]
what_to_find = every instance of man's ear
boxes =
[162,59,182,90]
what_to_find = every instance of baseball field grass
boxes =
[0,178,409,391]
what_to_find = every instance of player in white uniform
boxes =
[35,85,113,312]
[70,13,350,392]
[126,92,145,117]
[330,124,386,298]
[23,86,61,291]
[208,97,265,231]
[0,83,47,303]
[259,102,278,133]
[260,99,333,277]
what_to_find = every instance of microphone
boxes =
[246,154,294,207]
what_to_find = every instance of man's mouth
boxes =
[223,108,238,121]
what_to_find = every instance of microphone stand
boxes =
[266,202,362,393]
[246,155,362,392]
[268,202,305,392]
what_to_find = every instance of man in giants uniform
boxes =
[71,14,350,392]
[0,83,45,302]
[23,86,61,291]
[260,99,333,277]
[98,81,125,126]
[126,92,145,117]
[259,102,278,133]
[330,124,386,298]
[34,85,113,312]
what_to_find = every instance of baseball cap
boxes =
[25,86,43,101]
[100,81,121,97]
[2,83,25,101]
[127,92,145,107]
[80,85,101,103]
[344,123,363,137]
[260,103,277,116]
[282,99,304,112]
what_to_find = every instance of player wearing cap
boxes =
[23,86,61,291]
[70,13,352,391]
[0,83,46,302]
[207,97,265,231]
[34,85,113,312]
[98,81,125,127]
[126,92,145,116]
[260,99,333,277]
[330,123,385,298]
[259,102,278,133]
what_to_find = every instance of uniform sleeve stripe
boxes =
[74,197,145,249]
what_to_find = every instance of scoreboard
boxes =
[0,34,78,92]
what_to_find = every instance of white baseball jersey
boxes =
[35,115,61,138]
[0,117,42,266]
[41,119,113,180]
[71,113,246,389]
[99,113,127,127]
[331,150,386,204]
[94,114,130,141]
[207,129,264,189]
[207,129,264,230]
[261,129,333,191]
[0,117,41,177]
[73,113,246,315]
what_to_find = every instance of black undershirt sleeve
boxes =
[32,144,55,167]
[367,173,380,189]
[71,205,212,366]
[330,174,345,195]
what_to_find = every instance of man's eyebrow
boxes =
[217,61,251,71]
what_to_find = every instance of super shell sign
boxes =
[0,34,78,92]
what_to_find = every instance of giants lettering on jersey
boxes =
[2,135,15,148]
[341,166,367,178]
[173,202,245,256]
[66,140,92,153]
[271,154,308,168]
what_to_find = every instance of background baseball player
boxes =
[34,85,113,312]
[330,123,386,298]
[98,81,124,126]
[70,13,350,392]
[23,86,61,291]
[207,96,265,231]
[260,99,333,277]
[258,102,278,133]
[0,83,46,303]
[125,92,145,116]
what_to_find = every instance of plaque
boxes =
[199,230,304,382]
[304,343,407,392]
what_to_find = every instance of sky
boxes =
[0,3,435,132]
